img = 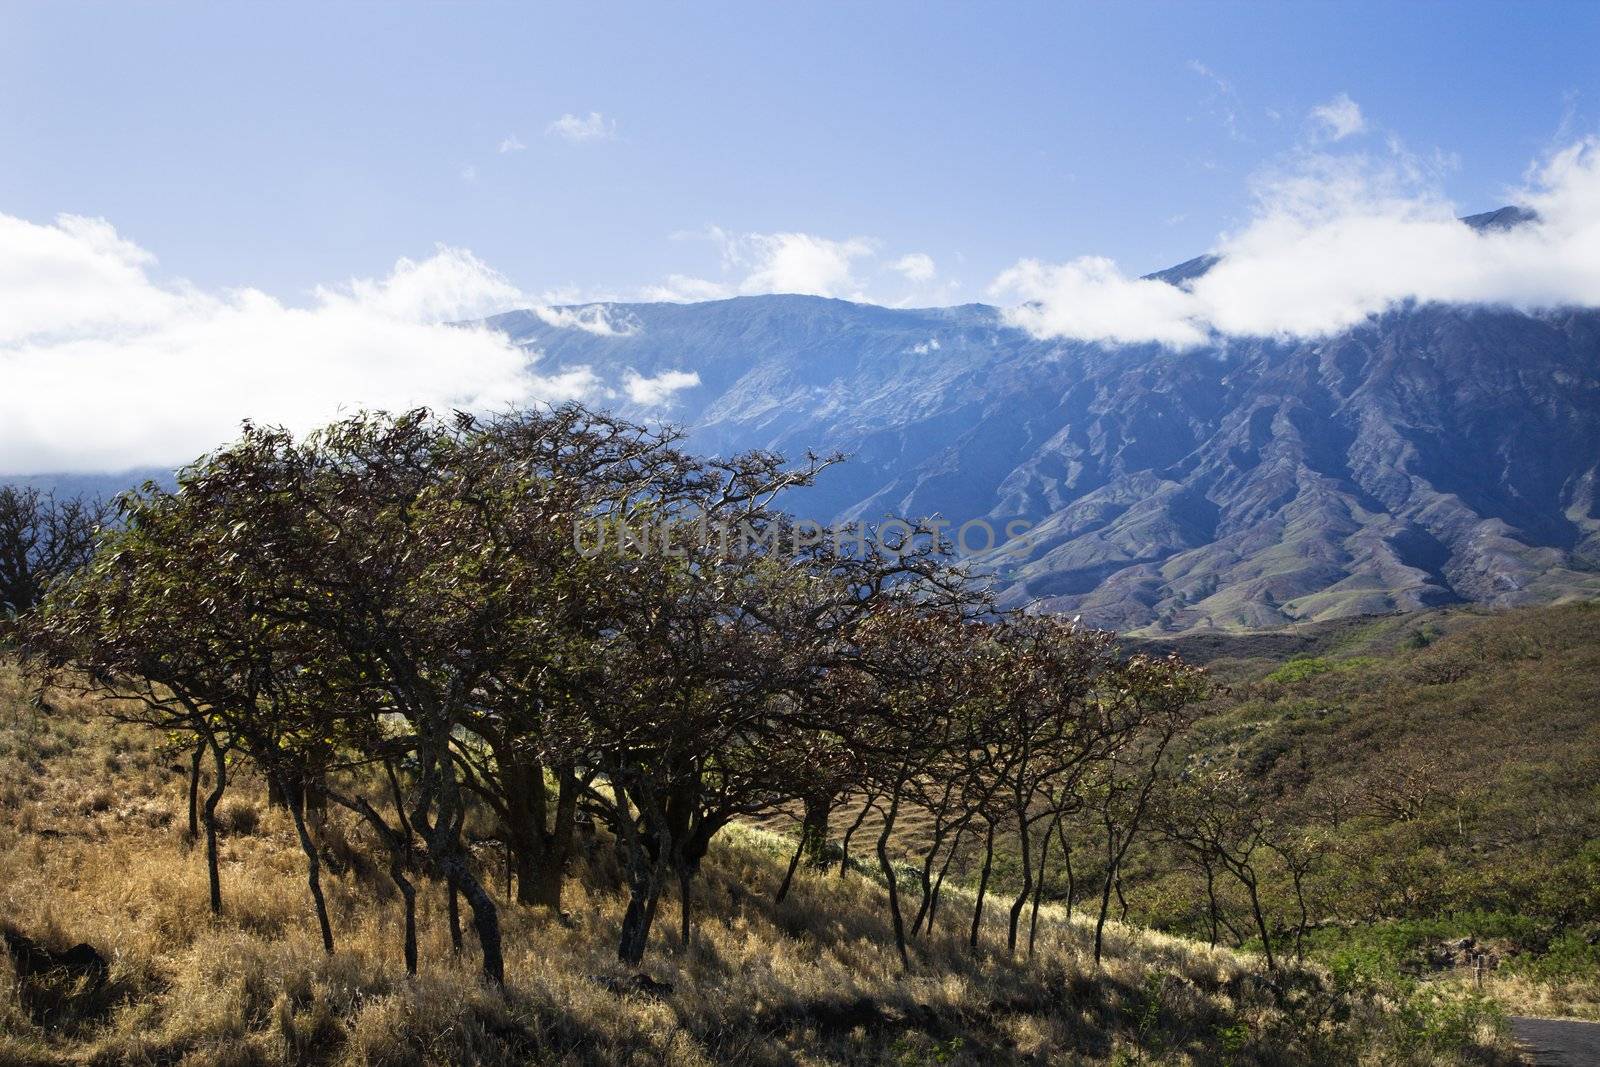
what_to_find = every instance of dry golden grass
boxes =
[0,661,1520,1066]
[1479,972,1600,1023]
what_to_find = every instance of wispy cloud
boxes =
[641,274,736,303]
[531,304,638,336]
[546,111,616,142]
[623,369,700,406]
[992,137,1600,347]
[890,252,937,283]
[1187,59,1244,141]
[498,134,526,154]
[1310,93,1366,141]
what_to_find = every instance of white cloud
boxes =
[322,245,522,322]
[992,256,1209,347]
[735,231,876,297]
[640,274,735,303]
[909,338,941,355]
[644,233,965,306]
[459,163,478,182]
[0,213,613,474]
[623,369,701,406]
[498,134,526,154]
[890,252,937,283]
[653,228,877,301]
[991,137,1600,348]
[531,303,639,336]
[1311,93,1366,141]
[546,112,616,142]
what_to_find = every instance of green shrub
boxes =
[1265,657,1332,685]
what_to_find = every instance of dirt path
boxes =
[1511,1016,1600,1065]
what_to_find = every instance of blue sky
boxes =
[4,1,1597,305]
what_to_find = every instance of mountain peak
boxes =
[1460,204,1538,232]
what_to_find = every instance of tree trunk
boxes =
[1203,859,1220,947]
[1026,814,1059,959]
[838,792,878,878]
[915,844,934,940]
[678,864,694,948]
[202,731,227,916]
[909,837,942,937]
[186,736,204,843]
[968,821,995,952]
[448,860,505,983]
[617,891,656,964]
[910,822,958,937]
[928,867,949,934]
[612,773,669,966]
[1058,822,1075,918]
[393,860,418,976]
[617,864,666,965]
[282,771,335,955]
[1244,873,1277,971]
[1094,810,1148,966]
[427,784,504,984]
[382,760,420,975]
[1093,854,1118,966]
[411,726,503,984]
[504,758,578,912]
[875,787,910,970]
[918,823,965,938]
[515,846,567,910]
[1007,816,1035,957]
[503,754,545,907]
[775,829,806,904]
[1286,860,1310,961]
[800,792,831,866]
[446,879,464,953]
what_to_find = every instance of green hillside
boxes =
[1122,603,1600,1021]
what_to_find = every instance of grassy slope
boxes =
[0,663,1517,1066]
[1128,602,1600,1021]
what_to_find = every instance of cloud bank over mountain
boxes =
[0,215,604,474]
[643,229,880,303]
[993,139,1600,346]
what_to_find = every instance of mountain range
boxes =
[484,208,1600,633]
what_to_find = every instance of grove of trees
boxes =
[0,485,108,623]
[15,404,1216,984]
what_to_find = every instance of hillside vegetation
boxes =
[0,663,1516,1066]
[0,408,1579,1065]
[1118,603,1600,1021]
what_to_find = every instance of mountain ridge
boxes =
[16,210,1597,635]
[486,209,1600,633]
